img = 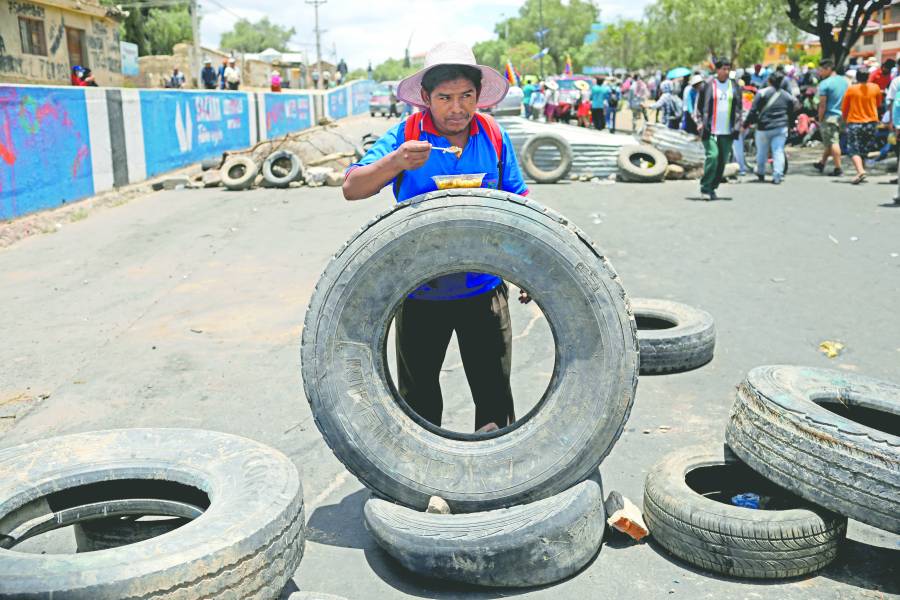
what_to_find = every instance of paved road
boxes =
[1,157,898,598]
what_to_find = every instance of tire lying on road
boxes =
[726,365,900,534]
[263,150,304,188]
[221,155,259,190]
[643,447,846,578]
[617,145,668,183]
[521,132,574,183]
[302,189,639,512]
[365,474,605,587]
[0,428,305,599]
[632,298,715,375]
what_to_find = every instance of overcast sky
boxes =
[199,0,652,70]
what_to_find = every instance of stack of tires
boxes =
[643,365,899,579]
[0,429,306,598]
[221,149,306,191]
[301,189,640,587]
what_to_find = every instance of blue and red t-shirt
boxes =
[348,111,528,301]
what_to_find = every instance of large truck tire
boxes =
[726,365,900,534]
[617,145,668,182]
[632,298,715,375]
[364,475,605,587]
[521,133,573,183]
[644,447,846,579]
[301,189,639,512]
[0,428,305,599]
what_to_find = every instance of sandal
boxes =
[851,172,867,185]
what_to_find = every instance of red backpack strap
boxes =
[394,112,425,197]
[473,113,505,190]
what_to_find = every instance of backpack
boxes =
[669,94,684,120]
[608,87,621,104]
[394,112,505,197]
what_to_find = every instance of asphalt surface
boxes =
[1,132,898,599]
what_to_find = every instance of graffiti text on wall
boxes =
[0,87,93,219]
[9,0,44,17]
[140,91,251,177]
[265,94,312,138]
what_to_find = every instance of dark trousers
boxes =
[395,284,515,431]
[591,108,606,130]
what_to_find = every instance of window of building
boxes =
[18,17,47,56]
[893,5,900,22]
[885,30,898,42]
[864,34,875,46]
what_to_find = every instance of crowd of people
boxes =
[514,55,896,198]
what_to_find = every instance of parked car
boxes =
[369,82,399,117]
[488,85,524,117]
[550,76,593,123]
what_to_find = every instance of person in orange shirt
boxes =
[842,69,883,184]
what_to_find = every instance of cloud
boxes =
[200,0,652,69]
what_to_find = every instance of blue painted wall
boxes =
[140,90,251,177]
[350,80,376,115]
[0,86,93,220]
[264,93,313,138]
[327,87,349,120]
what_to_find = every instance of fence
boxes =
[0,80,377,220]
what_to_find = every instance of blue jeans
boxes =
[606,107,617,131]
[755,126,788,179]
[732,129,748,174]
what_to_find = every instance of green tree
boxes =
[219,17,296,53]
[473,39,509,71]
[591,20,650,70]
[644,0,792,67]
[372,58,418,82]
[496,0,598,74]
[786,0,890,67]
[507,41,542,77]
[143,6,192,55]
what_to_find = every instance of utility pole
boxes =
[538,0,544,79]
[306,0,327,89]
[190,0,200,87]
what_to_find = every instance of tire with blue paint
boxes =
[301,189,639,512]
[726,365,900,534]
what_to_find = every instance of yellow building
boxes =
[0,0,124,86]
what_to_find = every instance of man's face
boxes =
[818,66,833,79]
[716,65,730,81]
[422,78,479,136]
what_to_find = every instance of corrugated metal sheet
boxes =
[639,123,705,168]
[497,117,632,179]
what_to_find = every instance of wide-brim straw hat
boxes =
[397,41,509,109]
[574,79,590,91]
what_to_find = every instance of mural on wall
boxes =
[0,86,93,220]
[350,80,376,115]
[327,87,348,120]
[140,91,251,177]
[264,93,312,138]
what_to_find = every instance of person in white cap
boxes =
[224,58,240,90]
[343,41,529,434]
[682,73,704,134]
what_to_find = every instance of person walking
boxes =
[522,79,536,117]
[628,74,649,131]
[270,69,282,92]
[842,68,883,184]
[169,67,186,89]
[695,58,743,200]
[575,80,592,127]
[743,72,800,184]
[682,74,703,133]
[814,59,849,176]
[217,59,228,90]
[529,84,547,120]
[544,80,559,123]
[650,80,683,129]
[590,77,610,130]
[224,58,241,90]
[200,59,217,90]
[606,78,620,132]
[343,41,529,433]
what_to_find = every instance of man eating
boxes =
[343,41,529,434]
